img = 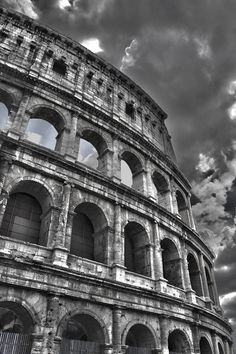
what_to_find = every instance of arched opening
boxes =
[199,337,213,354]
[152,171,169,209]
[0,89,13,130]
[218,342,224,354]
[26,118,57,149]
[52,58,67,76]
[125,324,156,354]
[70,202,108,264]
[124,222,151,277]
[176,190,189,225]
[121,151,143,191]
[168,329,191,354]
[78,130,107,172]
[121,160,132,187]
[205,267,215,303]
[60,314,105,354]
[78,139,98,169]
[0,102,8,129]
[160,238,183,288]
[0,301,33,353]
[25,107,65,151]
[0,180,52,246]
[187,253,203,296]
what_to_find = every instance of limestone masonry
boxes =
[0,7,233,354]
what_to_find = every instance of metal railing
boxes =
[59,339,103,354]
[0,332,32,354]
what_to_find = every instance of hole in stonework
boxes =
[25,118,57,150]
[125,102,135,118]
[78,139,98,169]
[52,59,67,76]
[121,160,132,187]
[0,102,8,129]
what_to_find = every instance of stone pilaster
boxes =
[112,203,126,281]
[64,111,79,161]
[44,295,61,354]
[159,315,169,354]
[199,252,210,300]
[212,332,219,354]
[112,306,122,353]
[191,323,200,354]
[8,90,30,139]
[52,182,72,267]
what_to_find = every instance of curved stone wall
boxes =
[0,7,233,354]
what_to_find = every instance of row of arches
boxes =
[0,301,227,354]
[0,179,216,303]
[0,94,191,224]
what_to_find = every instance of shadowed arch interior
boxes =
[205,266,215,303]
[78,130,108,172]
[0,301,34,334]
[60,313,105,353]
[168,329,191,353]
[125,324,156,351]
[187,253,203,296]
[124,222,151,277]
[200,337,213,354]
[161,238,183,288]
[121,151,143,191]
[26,106,65,151]
[0,180,52,246]
[176,190,189,225]
[152,171,169,209]
[218,342,224,354]
[0,89,13,130]
[70,202,108,263]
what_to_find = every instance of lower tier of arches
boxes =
[0,292,232,354]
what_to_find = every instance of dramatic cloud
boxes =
[2,0,236,348]
[81,38,103,53]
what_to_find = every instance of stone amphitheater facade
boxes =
[0,7,233,354]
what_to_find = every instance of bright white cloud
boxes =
[13,0,38,19]
[120,39,139,72]
[81,38,103,53]
[228,80,236,95]
[194,37,211,59]
[196,153,216,173]
[220,291,236,306]
[228,102,236,120]
[58,0,71,10]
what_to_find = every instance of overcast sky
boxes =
[1,0,236,348]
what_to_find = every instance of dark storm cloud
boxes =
[2,0,236,347]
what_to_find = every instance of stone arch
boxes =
[0,300,34,333]
[176,190,190,225]
[168,329,191,353]
[160,237,183,288]
[187,252,203,296]
[26,105,66,151]
[57,309,109,353]
[120,150,144,191]
[122,321,157,352]
[1,178,54,246]
[78,128,109,172]
[218,341,224,354]
[57,308,110,343]
[124,221,151,277]
[70,202,109,263]
[0,88,15,111]
[152,170,169,209]
[0,88,14,129]
[204,265,215,303]
[199,336,213,354]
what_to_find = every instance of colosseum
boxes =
[0,6,233,354]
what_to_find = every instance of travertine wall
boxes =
[0,7,233,354]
